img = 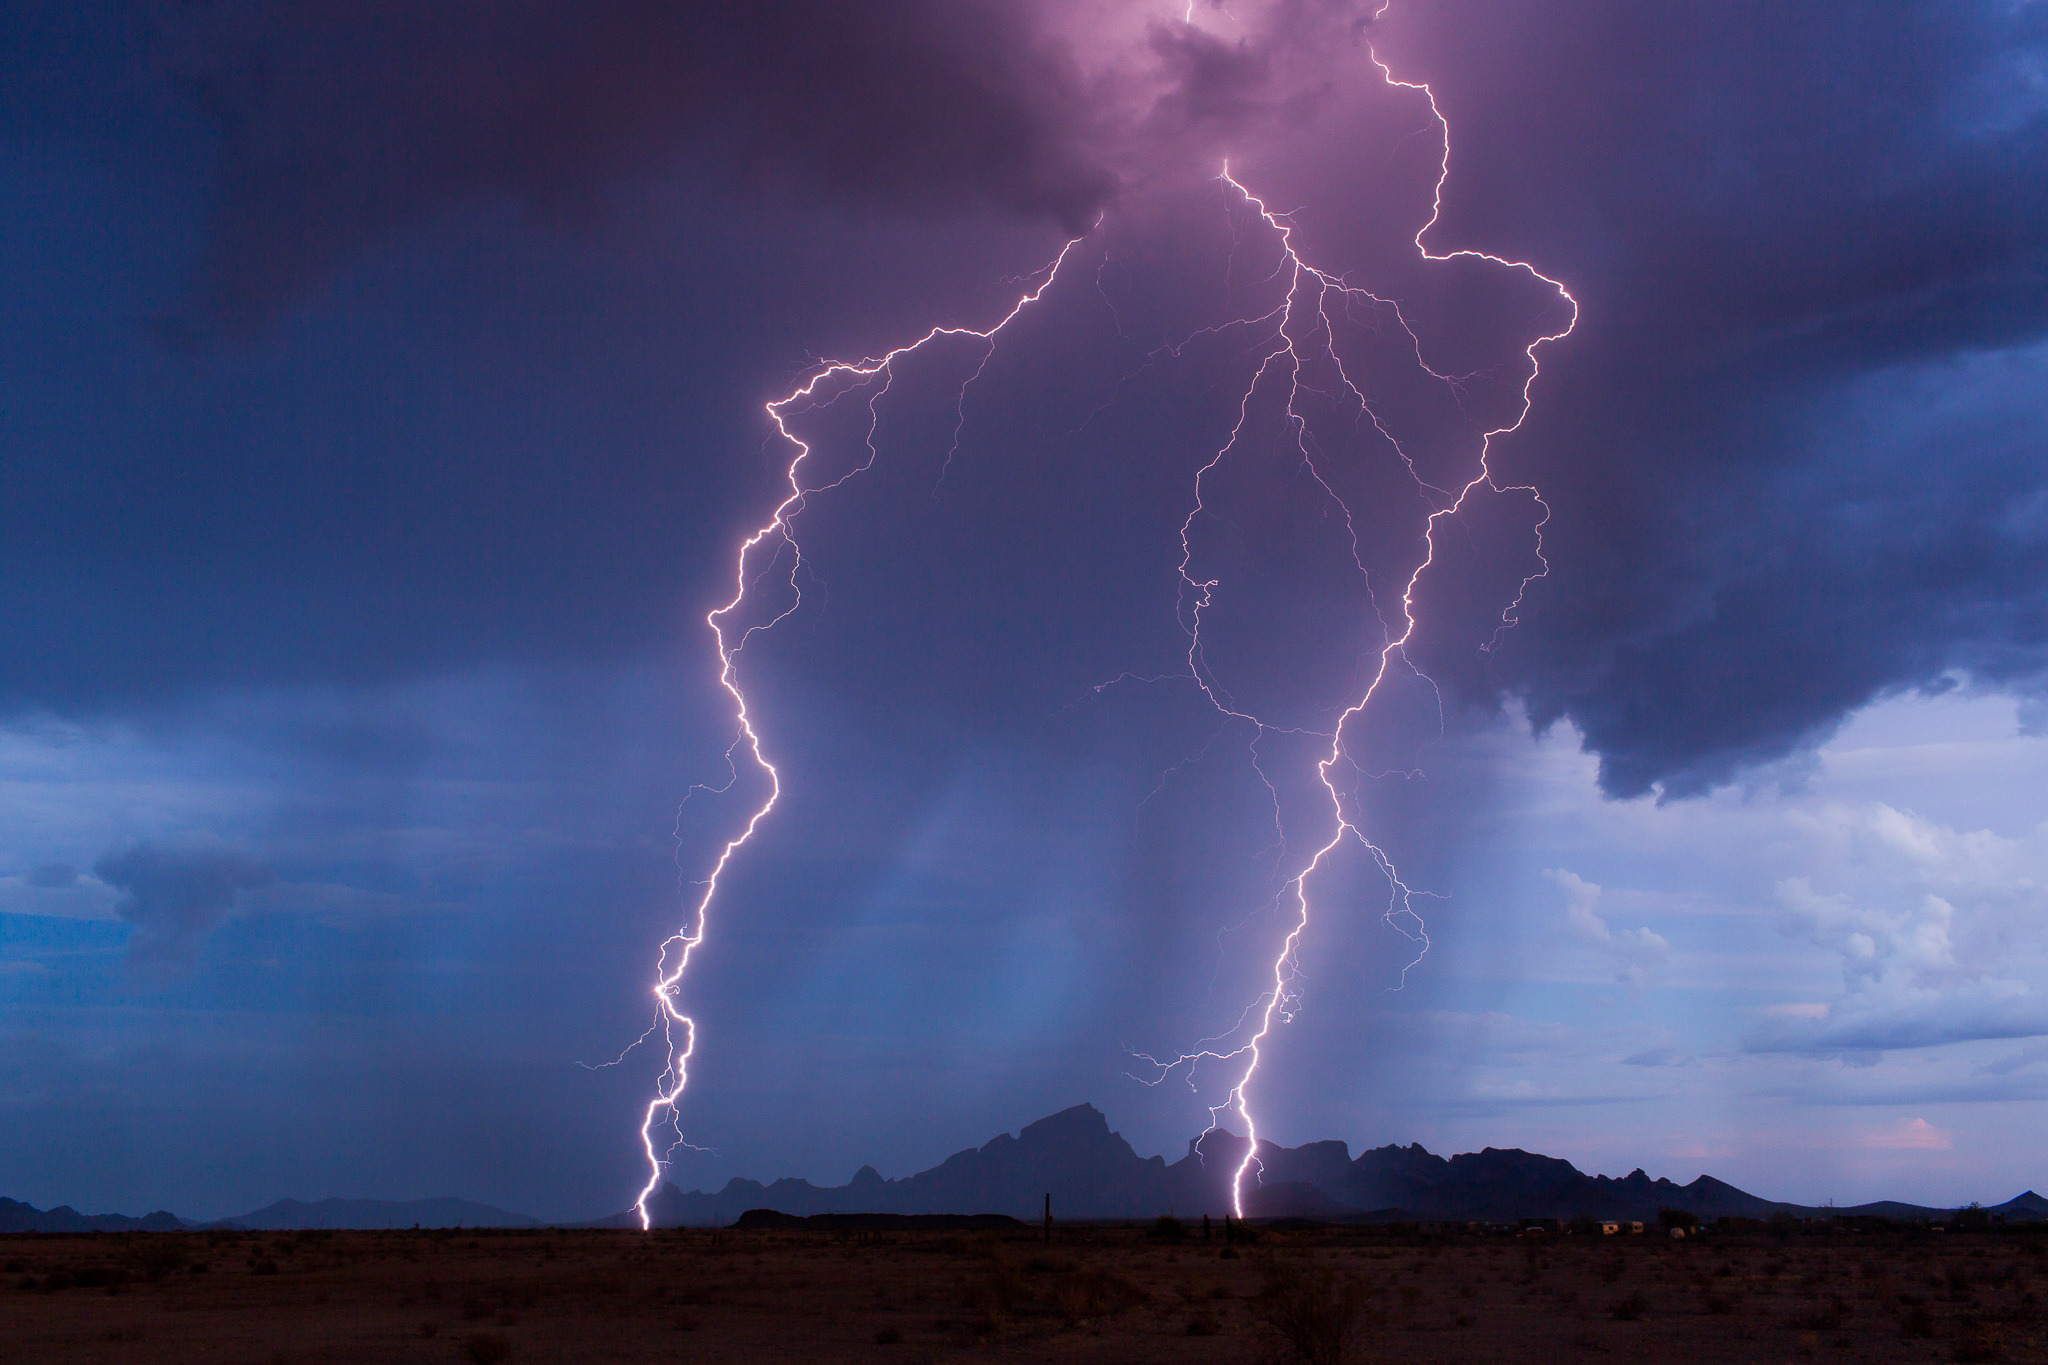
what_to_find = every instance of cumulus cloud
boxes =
[1548,868,1669,989]
[1743,802,2048,1058]
[92,842,273,970]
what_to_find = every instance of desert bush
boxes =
[1051,1268,1149,1323]
[1697,1286,1738,1315]
[1253,1257,1375,1365]
[1952,1313,2002,1363]
[465,1330,511,1364]
[1150,1215,1187,1243]
[873,1325,902,1345]
[1608,1289,1649,1321]
[130,1238,190,1283]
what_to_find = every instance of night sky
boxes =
[6,0,2048,1223]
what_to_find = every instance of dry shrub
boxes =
[1952,1314,2003,1363]
[1608,1289,1648,1321]
[465,1330,512,1364]
[1021,1255,1075,1275]
[129,1237,190,1283]
[1253,1256,1375,1365]
[1697,1286,1737,1315]
[1052,1268,1149,1324]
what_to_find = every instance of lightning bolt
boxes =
[629,2,1573,1230]
[1134,19,1576,1218]
[631,238,1086,1229]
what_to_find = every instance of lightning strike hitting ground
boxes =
[631,240,1084,1228]
[1135,17,1577,1218]
[629,3,1572,1229]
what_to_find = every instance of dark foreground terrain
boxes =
[4,1222,2043,1363]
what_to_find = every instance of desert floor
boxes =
[4,1223,2042,1363]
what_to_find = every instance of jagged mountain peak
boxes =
[603,1105,2048,1228]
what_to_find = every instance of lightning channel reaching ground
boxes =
[1135,28,1576,1217]
[631,238,1086,1229]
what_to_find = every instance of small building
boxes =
[1600,1222,1620,1236]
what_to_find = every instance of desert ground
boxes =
[4,1221,2042,1363]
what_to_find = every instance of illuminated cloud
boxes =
[1861,1117,1952,1151]
[1549,868,1669,989]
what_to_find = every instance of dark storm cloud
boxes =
[1378,0,2048,795]
[93,843,273,968]
[138,0,1114,328]
[8,0,2046,804]
[133,0,1388,331]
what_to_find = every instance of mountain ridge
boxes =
[9,1104,2040,1229]
[628,1103,2047,1228]
[0,1194,539,1233]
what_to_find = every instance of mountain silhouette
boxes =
[0,1194,538,1231]
[0,1197,183,1233]
[9,1106,2041,1229]
[631,1103,2048,1227]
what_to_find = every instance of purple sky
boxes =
[3,0,2047,1221]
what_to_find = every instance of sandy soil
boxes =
[4,1223,2042,1363]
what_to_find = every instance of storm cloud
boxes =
[93,842,273,968]
[1370,0,2048,794]
[67,0,2048,796]
[133,0,1387,331]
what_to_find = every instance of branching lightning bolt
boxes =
[1133,21,1576,1218]
[631,238,1086,1229]
[628,1,1573,1231]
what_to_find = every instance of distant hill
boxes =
[631,1103,2048,1228]
[0,1197,184,1233]
[0,1193,539,1232]
[215,1197,538,1230]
